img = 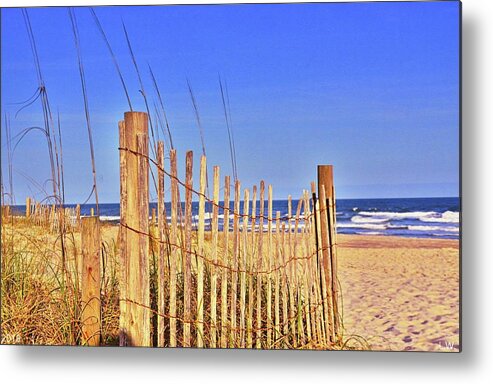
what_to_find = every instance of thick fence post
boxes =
[121,111,150,347]
[317,165,339,344]
[81,216,101,346]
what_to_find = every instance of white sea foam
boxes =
[192,212,214,220]
[357,211,437,220]
[337,223,387,231]
[419,211,459,224]
[356,231,384,236]
[408,225,459,233]
[100,215,120,222]
[351,215,390,224]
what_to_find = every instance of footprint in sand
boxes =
[403,336,413,343]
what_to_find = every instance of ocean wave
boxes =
[407,225,459,233]
[356,231,384,235]
[337,223,387,230]
[351,215,390,224]
[431,233,459,237]
[100,215,120,222]
[357,211,437,220]
[338,222,458,233]
[419,211,459,224]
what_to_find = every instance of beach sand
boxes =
[337,234,460,352]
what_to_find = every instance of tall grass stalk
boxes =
[68,8,100,215]
[218,75,238,182]
[90,7,133,112]
[149,64,174,150]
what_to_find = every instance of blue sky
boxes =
[1,2,460,203]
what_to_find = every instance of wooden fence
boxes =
[113,111,341,349]
[5,110,341,348]
[10,197,81,232]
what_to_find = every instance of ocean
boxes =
[9,197,460,240]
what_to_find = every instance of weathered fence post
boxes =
[183,150,193,347]
[169,149,178,347]
[197,155,206,347]
[247,186,257,348]
[256,181,265,349]
[120,111,150,347]
[240,187,250,348]
[230,179,240,347]
[157,141,166,347]
[220,175,230,348]
[118,120,127,346]
[26,197,31,219]
[81,216,101,346]
[274,211,281,348]
[75,204,81,228]
[210,166,220,348]
[266,185,273,348]
[2,205,10,220]
[317,165,339,344]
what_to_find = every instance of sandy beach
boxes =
[337,234,460,352]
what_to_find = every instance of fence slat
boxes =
[210,166,220,348]
[294,198,305,346]
[220,175,230,348]
[266,185,273,348]
[302,192,313,345]
[255,181,265,349]
[281,221,288,349]
[247,185,257,348]
[183,150,193,347]
[197,155,206,347]
[328,193,340,342]
[157,141,166,347]
[138,133,150,347]
[229,179,240,347]
[240,188,249,348]
[287,195,296,348]
[274,211,281,348]
[169,149,178,347]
